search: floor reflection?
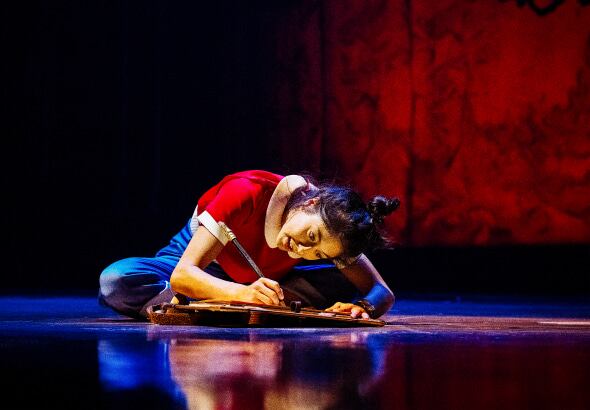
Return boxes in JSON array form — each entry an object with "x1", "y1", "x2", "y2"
[
  {"x1": 1, "y1": 297, "x2": 588, "y2": 409},
  {"x1": 98, "y1": 338, "x2": 186, "y2": 409},
  {"x1": 166, "y1": 334, "x2": 384, "y2": 410},
  {"x1": 98, "y1": 331, "x2": 387, "y2": 410},
  {"x1": 97, "y1": 329, "x2": 590, "y2": 410}
]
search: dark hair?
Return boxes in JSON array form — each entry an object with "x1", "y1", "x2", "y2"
[{"x1": 285, "y1": 181, "x2": 400, "y2": 258}]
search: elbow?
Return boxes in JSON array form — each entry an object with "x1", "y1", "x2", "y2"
[
  {"x1": 378, "y1": 286, "x2": 395, "y2": 316},
  {"x1": 366, "y1": 283, "x2": 395, "y2": 318},
  {"x1": 170, "y1": 265, "x2": 190, "y2": 296},
  {"x1": 387, "y1": 288, "x2": 395, "y2": 310}
]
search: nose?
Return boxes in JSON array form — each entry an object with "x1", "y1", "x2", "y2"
[{"x1": 296, "y1": 243, "x2": 312, "y2": 253}]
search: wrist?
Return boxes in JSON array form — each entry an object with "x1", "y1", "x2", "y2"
[
  {"x1": 353, "y1": 298, "x2": 377, "y2": 319},
  {"x1": 225, "y1": 282, "x2": 245, "y2": 300}
]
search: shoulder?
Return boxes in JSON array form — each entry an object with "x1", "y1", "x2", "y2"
[
  {"x1": 230, "y1": 170, "x2": 285, "y2": 186},
  {"x1": 263, "y1": 174, "x2": 308, "y2": 247},
  {"x1": 212, "y1": 170, "x2": 285, "y2": 196},
  {"x1": 198, "y1": 170, "x2": 287, "y2": 219},
  {"x1": 266, "y1": 174, "x2": 308, "y2": 210},
  {"x1": 278, "y1": 174, "x2": 308, "y2": 193}
]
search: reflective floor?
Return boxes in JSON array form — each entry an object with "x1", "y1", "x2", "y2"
[{"x1": 1, "y1": 295, "x2": 589, "y2": 409}]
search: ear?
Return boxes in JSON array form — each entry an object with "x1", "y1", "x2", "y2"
[{"x1": 303, "y1": 197, "x2": 319, "y2": 207}]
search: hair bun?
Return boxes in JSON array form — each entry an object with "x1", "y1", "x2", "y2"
[{"x1": 367, "y1": 196, "x2": 400, "y2": 224}]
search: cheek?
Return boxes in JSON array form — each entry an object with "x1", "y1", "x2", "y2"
[
  {"x1": 282, "y1": 214, "x2": 306, "y2": 236},
  {"x1": 287, "y1": 250, "x2": 302, "y2": 259},
  {"x1": 323, "y1": 238, "x2": 345, "y2": 258},
  {"x1": 329, "y1": 245, "x2": 344, "y2": 259}
]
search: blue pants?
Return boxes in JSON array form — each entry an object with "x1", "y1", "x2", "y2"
[{"x1": 98, "y1": 220, "x2": 359, "y2": 318}]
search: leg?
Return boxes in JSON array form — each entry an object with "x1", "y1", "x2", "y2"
[
  {"x1": 99, "y1": 257, "x2": 236, "y2": 318},
  {"x1": 99, "y1": 220, "x2": 235, "y2": 318},
  {"x1": 99, "y1": 220, "x2": 192, "y2": 318},
  {"x1": 98, "y1": 256, "x2": 178, "y2": 319},
  {"x1": 280, "y1": 261, "x2": 360, "y2": 309}
]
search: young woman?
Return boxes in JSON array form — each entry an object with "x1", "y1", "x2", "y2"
[{"x1": 99, "y1": 170, "x2": 399, "y2": 319}]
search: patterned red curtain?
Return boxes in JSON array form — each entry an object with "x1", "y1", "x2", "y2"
[{"x1": 272, "y1": 0, "x2": 590, "y2": 246}]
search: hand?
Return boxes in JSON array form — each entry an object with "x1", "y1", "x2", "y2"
[
  {"x1": 233, "y1": 278, "x2": 284, "y2": 306},
  {"x1": 325, "y1": 302, "x2": 370, "y2": 319}
]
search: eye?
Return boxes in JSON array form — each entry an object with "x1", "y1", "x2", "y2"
[
  {"x1": 315, "y1": 251, "x2": 322, "y2": 259},
  {"x1": 308, "y1": 230, "x2": 316, "y2": 242}
]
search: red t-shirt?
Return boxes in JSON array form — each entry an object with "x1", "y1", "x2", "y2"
[{"x1": 196, "y1": 170, "x2": 300, "y2": 283}]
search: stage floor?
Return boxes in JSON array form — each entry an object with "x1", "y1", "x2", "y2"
[{"x1": 1, "y1": 295, "x2": 589, "y2": 409}]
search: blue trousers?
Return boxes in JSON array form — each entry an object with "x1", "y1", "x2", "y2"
[{"x1": 98, "y1": 220, "x2": 359, "y2": 318}]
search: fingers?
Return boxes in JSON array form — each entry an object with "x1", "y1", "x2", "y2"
[
  {"x1": 325, "y1": 302, "x2": 370, "y2": 319},
  {"x1": 326, "y1": 302, "x2": 354, "y2": 312},
  {"x1": 325, "y1": 302, "x2": 345, "y2": 312},
  {"x1": 350, "y1": 306, "x2": 369, "y2": 319},
  {"x1": 259, "y1": 278, "x2": 284, "y2": 301},
  {"x1": 250, "y1": 278, "x2": 283, "y2": 305}
]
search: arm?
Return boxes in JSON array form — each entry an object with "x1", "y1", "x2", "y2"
[
  {"x1": 170, "y1": 225, "x2": 284, "y2": 305},
  {"x1": 325, "y1": 254, "x2": 395, "y2": 319}
]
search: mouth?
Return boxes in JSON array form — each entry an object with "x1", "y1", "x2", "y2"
[
  {"x1": 280, "y1": 236, "x2": 298, "y2": 254},
  {"x1": 289, "y1": 238, "x2": 297, "y2": 253},
  {"x1": 279, "y1": 235, "x2": 290, "y2": 251}
]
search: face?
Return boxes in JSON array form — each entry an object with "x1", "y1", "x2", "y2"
[{"x1": 275, "y1": 200, "x2": 344, "y2": 261}]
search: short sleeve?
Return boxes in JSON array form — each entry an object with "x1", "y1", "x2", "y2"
[{"x1": 195, "y1": 178, "x2": 261, "y2": 244}]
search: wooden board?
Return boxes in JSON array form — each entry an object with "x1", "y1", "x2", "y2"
[{"x1": 147, "y1": 301, "x2": 385, "y2": 327}]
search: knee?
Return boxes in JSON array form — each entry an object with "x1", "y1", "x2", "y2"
[{"x1": 98, "y1": 258, "x2": 140, "y2": 306}]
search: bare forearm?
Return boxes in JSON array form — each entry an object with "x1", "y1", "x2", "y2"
[
  {"x1": 170, "y1": 264, "x2": 242, "y2": 300},
  {"x1": 339, "y1": 255, "x2": 395, "y2": 318},
  {"x1": 170, "y1": 263, "x2": 284, "y2": 305}
]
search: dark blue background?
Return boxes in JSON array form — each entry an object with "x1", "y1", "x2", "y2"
[{"x1": 2, "y1": 1, "x2": 588, "y2": 296}]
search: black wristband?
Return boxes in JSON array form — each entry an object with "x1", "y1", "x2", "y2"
[{"x1": 353, "y1": 299, "x2": 377, "y2": 319}]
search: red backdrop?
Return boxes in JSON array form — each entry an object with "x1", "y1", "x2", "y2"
[{"x1": 272, "y1": 0, "x2": 590, "y2": 246}]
